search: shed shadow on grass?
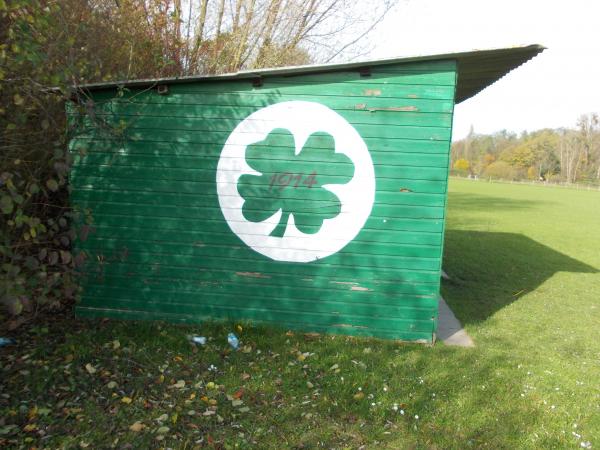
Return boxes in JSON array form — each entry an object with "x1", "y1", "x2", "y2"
[{"x1": 441, "y1": 230, "x2": 598, "y2": 324}]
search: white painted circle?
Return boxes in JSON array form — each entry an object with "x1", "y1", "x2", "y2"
[{"x1": 216, "y1": 101, "x2": 375, "y2": 262}]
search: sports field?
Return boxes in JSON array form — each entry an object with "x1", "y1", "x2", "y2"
[{"x1": 1, "y1": 178, "x2": 598, "y2": 449}]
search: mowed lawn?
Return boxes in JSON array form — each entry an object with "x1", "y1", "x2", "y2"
[{"x1": 1, "y1": 179, "x2": 599, "y2": 449}]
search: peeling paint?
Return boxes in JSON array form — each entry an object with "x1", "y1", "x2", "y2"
[
  {"x1": 235, "y1": 271, "x2": 271, "y2": 279},
  {"x1": 363, "y1": 89, "x2": 382, "y2": 96},
  {"x1": 399, "y1": 188, "x2": 413, "y2": 193},
  {"x1": 192, "y1": 241, "x2": 205, "y2": 247},
  {"x1": 332, "y1": 323, "x2": 369, "y2": 329},
  {"x1": 370, "y1": 106, "x2": 419, "y2": 112},
  {"x1": 354, "y1": 103, "x2": 419, "y2": 112},
  {"x1": 350, "y1": 286, "x2": 371, "y2": 292}
]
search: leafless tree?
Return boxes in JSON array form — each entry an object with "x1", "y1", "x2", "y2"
[
  {"x1": 575, "y1": 113, "x2": 600, "y2": 180},
  {"x1": 174, "y1": 0, "x2": 395, "y2": 75}
]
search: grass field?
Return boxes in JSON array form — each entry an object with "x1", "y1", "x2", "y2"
[{"x1": 1, "y1": 178, "x2": 599, "y2": 449}]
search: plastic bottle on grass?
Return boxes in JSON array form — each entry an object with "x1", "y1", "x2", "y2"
[
  {"x1": 227, "y1": 333, "x2": 239, "y2": 350},
  {"x1": 0, "y1": 337, "x2": 15, "y2": 347}
]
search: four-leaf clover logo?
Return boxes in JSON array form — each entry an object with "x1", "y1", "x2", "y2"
[{"x1": 238, "y1": 128, "x2": 354, "y2": 237}]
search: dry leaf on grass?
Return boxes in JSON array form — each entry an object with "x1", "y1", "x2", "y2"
[{"x1": 129, "y1": 422, "x2": 144, "y2": 432}]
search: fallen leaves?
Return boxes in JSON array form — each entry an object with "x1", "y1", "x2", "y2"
[
  {"x1": 304, "y1": 332, "x2": 320, "y2": 340},
  {"x1": 37, "y1": 407, "x2": 51, "y2": 417},
  {"x1": 353, "y1": 392, "x2": 365, "y2": 400},
  {"x1": 121, "y1": 397, "x2": 133, "y2": 404},
  {"x1": 169, "y1": 379, "x2": 185, "y2": 389},
  {"x1": 27, "y1": 406, "x2": 38, "y2": 420},
  {"x1": 0, "y1": 424, "x2": 18, "y2": 436},
  {"x1": 129, "y1": 421, "x2": 144, "y2": 432},
  {"x1": 106, "y1": 381, "x2": 118, "y2": 389},
  {"x1": 232, "y1": 388, "x2": 244, "y2": 399},
  {"x1": 296, "y1": 352, "x2": 310, "y2": 362},
  {"x1": 84, "y1": 363, "x2": 96, "y2": 374}
]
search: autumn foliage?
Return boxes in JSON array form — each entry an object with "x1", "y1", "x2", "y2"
[
  {"x1": 0, "y1": 0, "x2": 392, "y2": 320},
  {"x1": 451, "y1": 121, "x2": 600, "y2": 183}
]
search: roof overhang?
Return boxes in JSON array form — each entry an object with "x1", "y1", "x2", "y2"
[{"x1": 79, "y1": 44, "x2": 545, "y2": 104}]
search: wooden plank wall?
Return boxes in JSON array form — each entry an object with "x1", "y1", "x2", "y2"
[{"x1": 69, "y1": 59, "x2": 457, "y2": 342}]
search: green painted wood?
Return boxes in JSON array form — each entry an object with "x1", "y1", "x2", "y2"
[
  {"x1": 72, "y1": 187, "x2": 447, "y2": 209},
  {"x1": 80, "y1": 97, "x2": 453, "y2": 117},
  {"x1": 79, "y1": 222, "x2": 444, "y2": 246},
  {"x1": 81, "y1": 258, "x2": 442, "y2": 285},
  {"x1": 71, "y1": 136, "x2": 451, "y2": 155},
  {"x1": 70, "y1": 59, "x2": 457, "y2": 342},
  {"x1": 78, "y1": 294, "x2": 436, "y2": 331},
  {"x1": 75, "y1": 109, "x2": 454, "y2": 128},
  {"x1": 82, "y1": 235, "x2": 442, "y2": 261},
  {"x1": 76, "y1": 123, "x2": 452, "y2": 142},
  {"x1": 81, "y1": 277, "x2": 440, "y2": 307},
  {"x1": 70, "y1": 164, "x2": 450, "y2": 186},
  {"x1": 75, "y1": 211, "x2": 445, "y2": 234},
  {"x1": 73, "y1": 148, "x2": 450, "y2": 168},
  {"x1": 82, "y1": 270, "x2": 440, "y2": 298}
]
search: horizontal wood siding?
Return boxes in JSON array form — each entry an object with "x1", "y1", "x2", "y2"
[{"x1": 69, "y1": 60, "x2": 457, "y2": 341}]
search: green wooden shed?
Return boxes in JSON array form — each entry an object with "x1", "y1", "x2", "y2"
[{"x1": 68, "y1": 44, "x2": 544, "y2": 343}]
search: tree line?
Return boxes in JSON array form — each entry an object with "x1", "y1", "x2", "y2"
[{"x1": 451, "y1": 113, "x2": 600, "y2": 184}]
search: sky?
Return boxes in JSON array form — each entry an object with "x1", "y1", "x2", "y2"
[{"x1": 367, "y1": 0, "x2": 600, "y2": 141}]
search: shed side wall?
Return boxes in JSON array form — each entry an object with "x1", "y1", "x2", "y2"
[{"x1": 69, "y1": 59, "x2": 457, "y2": 341}]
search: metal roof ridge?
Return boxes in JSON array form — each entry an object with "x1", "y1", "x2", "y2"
[{"x1": 77, "y1": 44, "x2": 545, "y2": 92}]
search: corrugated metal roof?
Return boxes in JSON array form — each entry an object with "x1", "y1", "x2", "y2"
[{"x1": 80, "y1": 44, "x2": 545, "y2": 104}]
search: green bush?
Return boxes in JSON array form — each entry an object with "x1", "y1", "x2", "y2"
[{"x1": 1, "y1": 2, "x2": 79, "y2": 318}]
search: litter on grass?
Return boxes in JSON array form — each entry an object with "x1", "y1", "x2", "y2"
[
  {"x1": 227, "y1": 333, "x2": 239, "y2": 350},
  {"x1": 0, "y1": 337, "x2": 15, "y2": 347},
  {"x1": 190, "y1": 336, "x2": 207, "y2": 345}
]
